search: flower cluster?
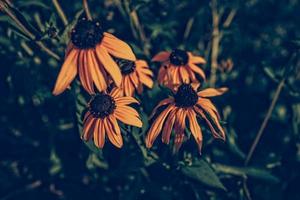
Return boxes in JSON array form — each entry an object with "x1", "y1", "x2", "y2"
[{"x1": 53, "y1": 17, "x2": 227, "y2": 152}]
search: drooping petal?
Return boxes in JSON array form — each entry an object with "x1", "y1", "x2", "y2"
[
  {"x1": 110, "y1": 87, "x2": 122, "y2": 98},
  {"x1": 104, "y1": 117, "x2": 123, "y2": 148},
  {"x1": 52, "y1": 49, "x2": 79, "y2": 95},
  {"x1": 161, "y1": 108, "x2": 177, "y2": 144},
  {"x1": 88, "y1": 51, "x2": 107, "y2": 92},
  {"x1": 188, "y1": 63, "x2": 206, "y2": 80},
  {"x1": 82, "y1": 115, "x2": 96, "y2": 141},
  {"x1": 78, "y1": 51, "x2": 94, "y2": 94},
  {"x1": 138, "y1": 71, "x2": 154, "y2": 88},
  {"x1": 115, "y1": 96, "x2": 139, "y2": 105},
  {"x1": 197, "y1": 87, "x2": 228, "y2": 97},
  {"x1": 149, "y1": 98, "x2": 174, "y2": 119},
  {"x1": 101, "y1": 32, "x2": 136, "y2": 61},
  {"x1": 188, "y1": 53, "x2": 206, "y2": 64},
  {"x1": 97, "y1": 119, "x2": 106, "y2": 148},
  {"x1": 187, "y1": 109, "x2": 203, "y2": 152},
  {"x1": 179, "y1": 67, "x2": 190, "y2": 83},
  {"x1": 93, "y1": 120, "x2": 102, "y2": 148},
  {"x1": 152, "y1": 51, "x2": 171, "y2": 62},
  {"x1": 194, "y1": 106, "x2": 225, "y2": 140},
  {"x1": 145, "y1": 104, "x2": 174, "y2": 148},
  {"x1": 197, "y1": 98, "x2": 220, "y2": 118},
  {"x1": 114, "y1": 108, "x2": 143, "y2": 127},
  {"x1": 95, "y1": 45, "x2": 122, "y2": 86}
]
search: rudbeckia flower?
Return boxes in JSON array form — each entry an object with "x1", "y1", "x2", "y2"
[
  {"x1": 145, "y1": 83, "x2": 227, "y2": 152},
  {"x1": 52, "y1": 17, "x2": 136, "y2": 95},
  {"x1": 152, "y1": 49, "x2": 206, "y2": 87},
  {"x1": 82, "y1": 88, "x2": 142, "y2": 148},
  {"x1": 116, "y1": 59, "x2": 154, "y2": 96}
]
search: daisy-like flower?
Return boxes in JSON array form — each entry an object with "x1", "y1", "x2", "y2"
[
  {"x1": 82, "y1": 88, "x2": 142, "y2": 148},
  {"x1": 52, "y1": 17, "x2": 136, "y2": 95},
  {"x1": 145, "y1": 83, "x2": 227, "y2": 152},
  {"x1": 116, "y1": 59, "x2": 154, "y2": 96},
  {"x1": 152, "y1": 49, "x2": 206, "y2": 87}
]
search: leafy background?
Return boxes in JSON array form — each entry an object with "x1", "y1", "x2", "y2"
[{"x1": 1, "y1": 0, "x2": 300, "y2": 199}]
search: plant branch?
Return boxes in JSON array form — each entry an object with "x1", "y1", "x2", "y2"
[
  {"x1": 83, "y1": 0, "x2": 92, "y2": 20},
  {"x1": 209, "y1": 0, "x2": 220, "y2": 87},
  {"x1": 52, "y1": 0, "x2": 68, "y2": 26},
  {"x1": 244, "y1": 77, "x2": 285, "y2": 165},
  {"x1": 1, "y1": 0, "x2": 60, "y2": 60}
]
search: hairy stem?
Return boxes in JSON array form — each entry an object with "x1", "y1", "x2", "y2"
[
  {"x1": 83, "y1": 0, "x2": 92, "y2": 20},
  {"x1": 52, "y1": 0, "x2": 68, "y2": 26},
  {"x1": 244, "y1": 78, "x2": 285, "y2": 165}
]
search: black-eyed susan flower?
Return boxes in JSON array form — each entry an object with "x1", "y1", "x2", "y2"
[
  {"x1": 152, "y1": 49, "x2": 206, "y2": 87},
  {"x1": 145, "y1": 83, "x2": 227, "y2": 152},
  {"x1": 82, "y1": 88, "x2": 142, "y2": 148},
  {"x1": 52, "y1": 17, "x2": 136, "y2": 95},
  {"x1": 116, "y1": 59, "x2": 154, "y2": 96}
]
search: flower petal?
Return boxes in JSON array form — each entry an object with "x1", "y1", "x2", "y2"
[
  {"x1": 87, "y1": 51, "x2": 107, "y2": 92},
  {"x1": 52, "y1": 49, "x2": 79, "y2": 95},
  {"x1": 152, "y1": 51, "x2": 170, "y2": 62},
  {"x1": 115, "y1": 107, "x2": 142, "y2": 127},
  {"x1": 188, "y1": 63, "x2": 206, "y2": 80},
  {"x1": 145, "y1": 104, "x2": 174, "y2": 148},
  {"x1": 95, "y1": 45, "x2": 122, "y2": 86},
  {"x1": 188, "y1": 53, "x2": 206, "y2": 64},
  {"x1": 104, "y1": 117, "x2": 123, "y2": 148},
  {"x1": 187, "y1": 109, "x2": 203, "y2": 152},
  {"x1": 115, "y1": 96, "x2": 139, "y2": 105},
  {"x1": 162, "y1": 108, "x2": 177, "y2": 144},
  {"x1": 198, "y1": 87, "x2": 228, "y2": 97},
  {"x1": 101, "y1": 32, "x2": 136, "y2": 61}
]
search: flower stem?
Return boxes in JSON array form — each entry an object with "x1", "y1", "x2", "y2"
[
  {"x1": 83, "y1": 0, "x2": 92, "y2": 20},
  {"x1": 52, "y1": 0, "x2": 68, "y2": 26}
]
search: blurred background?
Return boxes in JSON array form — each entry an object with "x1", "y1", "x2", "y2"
[{"x1": 0, "y1": 0, "x2": 300, "y2": 199}]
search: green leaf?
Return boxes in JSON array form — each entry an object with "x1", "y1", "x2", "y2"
[
  {"x1": 214, "y1": 164, "x2": 280, "y2": 183},
  {"x1": 181, "y1": 159, "x2": 226, "y2": 191}
]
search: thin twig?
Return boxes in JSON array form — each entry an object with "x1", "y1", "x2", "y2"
[
  {"x1": 1, "y1": 0, "x2": 60, "y2": 60},
  {"x1": 209, "y1": 0, "x2": 220, "y2": 87},
  {"x1": 243, "y1": 178, "x2": 252, "y2": 200},
  {"x1": 244, "y1": 78, "x2": 285, "y2": 165},
  {"x1": 52, "y1": 0, "x2": 68, "y2": 26},
  {"x1": 83, "y1": 0, "x2": 92, "y2": 20}
]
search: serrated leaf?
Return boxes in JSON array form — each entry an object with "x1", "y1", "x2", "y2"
[
  {"x1": 181, "y1": 159, "x2": 226, "y2": 191},
  {"x1": 214, "y1": 164, "x2": 280, "y2": 183}
]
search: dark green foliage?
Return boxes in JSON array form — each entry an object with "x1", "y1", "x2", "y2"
[{"x1": 0, "y1": 0, "x2": 300, "y2": 200}]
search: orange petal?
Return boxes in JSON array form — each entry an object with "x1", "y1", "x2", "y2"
[
  {"x1": 197, "y1": 98, "x2": 220, "y2": 118},
  {"x1": 179, "y1": 67, "x2": 190, "y2": 83},
  {"x1": 187, "y1": 109, "x2": 203, "y2": 152},
  {"x1": 135, "y1": 60, "x2": 148, "y2": 67},
  {"x1": 78, "y1": 51, "x2": 94, "y2": 94},
  {"x1": 115, "y1": 96, "x2": 139, "y2": 105},
  {"x1": 117, "y1": 105, "x2": 140, "y2": 117},
  {"x1": 188, "y1": 63, "x2": 206, "y2": 80},
  {"x1": 104, "y1": 117, "x2": 123, "y2": 148},
  {"x1": 114, "y1": 109, "x2": 143, "y2": 127},
  {"x1": 152, "y1": 51, "x2": 170, "y2": 62},
  {"x1": 97, "y1": 119, "x2": 106, "y2": 148},
  {"x1": 162, "y1": 108, "x2": 177, "y2": 144},
  {"x1": 145, "y1": 105, "x2": 174, "y2": 148},
  {"x1": 52, "y1": 49, "x2": 79, "y2": 95},
  {"x1": 82, "y1": 116, "x2": 96, "y2": 141},
  {"x1": 194, "y1": 106, "x2": 225, "y2": 140},
  {"x1": 197, "y1": 87, "x2": 228, "y2": 97},
  {"x1": 93, "y1": 120, "x2": 101, "y2": 148},
  {"x1": 188, "y1": 53, "x2": 206, "y2": 64},
  {"x1": 149, "y1": 98, "x2": 174, "y2": 119},
  {"x1": 138, "y1": 72, "x2": 154, "y2": 88},
  {"x1": 110, "y1": 87, "x2": 122, "y2": 98},
  {"x1": 101, "y1": 32, "x2": 136, "y2": 61},
  {"x1": 88, "y1": 51, "x2": 107, "y2": 92},
  {"x1": 95, "y1": 45, "x2": 122, "y2": 86}
]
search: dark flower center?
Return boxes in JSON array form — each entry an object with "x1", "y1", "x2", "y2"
[
  {"x1": 71, "y1": 18, "x2": 103, "y2": 49},
  {"x1": 169, "y1": 49, "x2": 189, "y2": 66},
  {"x1": 174, "y1": 84, "x2": 198, "y2": 108},
  {"x1": 89, "y1": 93, "x2": 116, "y2": 118},
  {"x1": 118, "y1": 60, "x2": 136, "y2": 75}
]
